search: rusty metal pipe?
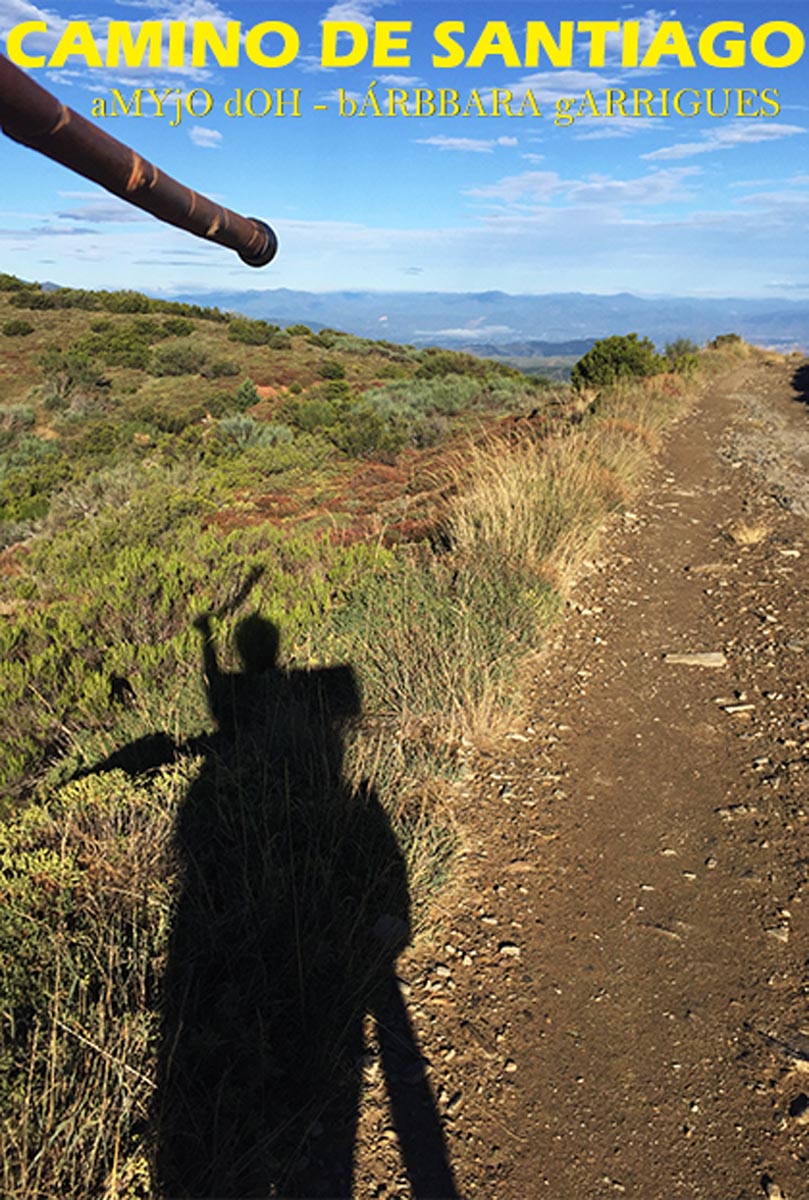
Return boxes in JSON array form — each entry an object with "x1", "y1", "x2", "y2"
[{"x1": 0, "y1": 54, "x2": 277, "y2": 267}]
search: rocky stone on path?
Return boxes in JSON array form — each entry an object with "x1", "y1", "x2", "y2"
[{"x1": 663, "y1": 651, "x2": 728, "y2": 667}]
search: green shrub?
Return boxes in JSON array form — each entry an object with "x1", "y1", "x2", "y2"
[
  {"x1": 162, "y1": 317, "x2": 195, "y2": 337},
  {"x1": 104, "y1": 289, "x2": 151, "y2": 314},
  {"x1": 0, "y1": 406, "x2": 36, "y2": 447},
  {"x1": 306, "y1": 330, "x2": 338, "y2": 349},
  {"x1": 710, "y1": 332, "x2": 743, "y2": 349},
  {"x1": 571, "y1": 333, "x2": 664, "y2": 390},
  {"x1": 37, "y1": 347, "x2": 107, "y2": 408},
  {"x1": 415, "y1": 349, "x2": 487, "y2": 380},
  {"x1": 0, "y1": 273, "x2": 36, "y2": 292},
  {"x1": 202, "y1": 358, "x2": 239, "y2": 380},
  {"x1": 216, "y1": 414, "x2": 293, "y2": 451},
  {"x1": 231, "y1": 378, "x2": 261, "y2": 411},
  {"x1": 75, "y1": 321, "x2": 156, "y2": 369},
  {"x1": 665, "y1": 337, "x2": 700, "y2": 363},
  {"x1": 2, "y1": 318, "x2": 34, "y2": 337},
  {"x1": 286, "y1": 323, "x2": 311, "y2": 336},
  {"x1": 319, "y1": 359, "x2": 346, "y2": 380},
  {"x1": 227, "y1": 317, "x2": 277, "y2": 345},
  {"x1": 150, "y1": 343, "x2": 209, "y2": 377}
]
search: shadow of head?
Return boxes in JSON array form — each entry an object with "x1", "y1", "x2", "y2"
[{"x1": 235, "y1": 614, "x2": 280, "y2": 675}]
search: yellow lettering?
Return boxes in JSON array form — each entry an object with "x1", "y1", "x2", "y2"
[
  {"x1": 6, "y1": 21, "x2": 47, "y2": 67},
  {"x1": 750, "y1": 21, "x2": 804, "y2": 68},
  {"x1": 49, "y1": 22, "x2": 103, "y2": 69},
  {"x1": 466, "y1": 22, "x2": 521, "y2": 68},
  {"x1": 524, "y1": 21, "x2": 573, "y2": 68},
  {"x1": 577, "y1": 21, "x2": 621, "y2": 68},
  {"x1": 106, "y1": 21, "x2": 162, "y2": 68},
  {"x1": 432, "y1": 21, "x2": 466, "y2": 68},
  {"x1": 191, "y1": 20, "x2": 240, "y2": 67},
  {"x1": 699, "y1": 22, "x2": 745, "y2": 68},
  {"x1": 373, "y1": 21, "x2": 411, "y2": 68},
  {"x1": 321, "y1": 20, "x2": 368, "y2": 67},
  {"x1": 642, "y1": 21, "x2": 696, "y2": 68}
]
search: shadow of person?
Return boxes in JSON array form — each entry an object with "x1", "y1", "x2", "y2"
[
  {"x1": 791, "y1": 359, "x2": 809, "y2": 406},
  {"x1": 150, "y1": 612, "x2": 458, "y2": 1199}
]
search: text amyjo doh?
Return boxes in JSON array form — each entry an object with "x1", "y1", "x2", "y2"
[{"x1": 90, "y1": 85, "x2": 782, "y2": 127}]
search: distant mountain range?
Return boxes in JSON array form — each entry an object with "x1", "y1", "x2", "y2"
[{"x1": 170, "y1": 288, "x2": 809, "y2": 354}]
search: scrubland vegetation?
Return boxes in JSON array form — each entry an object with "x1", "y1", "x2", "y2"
[{"x1": 0, "y1": 274, "x2": 753, "y2": 1196}]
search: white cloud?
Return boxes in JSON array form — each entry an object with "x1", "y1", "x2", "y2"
[
  {"x1": 376, "y1": 73, "x2": 421, "y2": 85},
  {"x1": 644, "y1": 122, "x2": 806, "y2": 160},
  {"x1": 464, "y1": 165, "x2": 700, "y2": 210},
  {"x1": 574, "y1": 116, "x2": 659, "y2": 140},
  {"x1": 190, "y1": 125, "x2": 223, "y2": 148},
  {"x1": 415, "y1": 135, "x2": 518, "y2": 153},
  {"x1": 414, "y1": 324, "x2": 515, "y2": 340},
  {"x1": 320, "y1": 0, "x2": 392, "y2": 32},
  {"x1": 56, "y1": 199, "x2": 147, "y2": 223}
]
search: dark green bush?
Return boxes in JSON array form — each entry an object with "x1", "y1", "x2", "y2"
[
  {"x1": 202, "y1": 358, "x2": 239, "y2": 380},
  {"x1": 0, "y1": 406, "x2": 36, "y2": 451},
  {"x1": 286, "y1": 324, "x2": 311, "y2": 336},
  {"x1": 0, "y1": 273, "x2": 36, "y2": 292},
  {"x1": 227, "y1": 317, "x2": 278, "y2": 345},
  {"x1": 415, "y1": 349, "x2": 493, "y2": 380},
  {"x1": 150, "y1": 343, "x2": 209, "y2": 377},
  {"x1": 571, "y1": 334, "x2": 664, "y2": 390},
  {"x1": 710, "y1": 333, "x2": 743, "y2": 349},
  {"x1": 665, "y1": 338, "x2": 700, "y2": 363},
  {"x1": 231, "y1": 379, "x2": 261, "y2": 412},
  {"x1": 2, "y1": 318, "x2": 34, "y2": 337},
  {"x1": 162, "y1": 317, "x2": 195, "y2": 337},
  {"x1": 37, "y1": 347, "x2": 107, "y2": 408},
  {"x1": 319, "y1": 359, "x2": 346, "y2": 380}
]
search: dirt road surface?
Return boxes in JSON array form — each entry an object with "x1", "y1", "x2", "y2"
[{"x1": 355, "y1": 356, "x2": 808, "y2": 1200}]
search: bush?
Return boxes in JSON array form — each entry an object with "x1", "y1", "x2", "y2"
[
  {"x1": 162, "y1": 317, "x2": 195, "y2": 337},
  {"x1": 2, "y1": 318, "x2": 34, "y2": 337},
  {"x1": 286, "y1": 324, "x2": 311, "y2": 336},
  {"x1": 665, "y1": 338, "x2": 700, "y2": 363},
  {"x1": 150, "y1": 344, "x2": 209, "y2": 377},
  {"x1": 0, "y1": 273, "x2": 36, "y2": 292},
  {"x1": 227, "y1": 317, "x2": 278, "y2": 345},
  {"x1": 202, "y1": 358, "x2": 239, "y2": 380},
  {"x1": 231, "y1": 378, "x2": 261, "y2": 412},
  {"x1": 319, "y1": 359, "x2": 346, "y2": 380},
  {"x1": 710, "y1": 333, "x2": 743, "y2": 349},
  {"x1": 0, "y1": 405, "x2": 36, "y2": 448},
  {"x1": 571, "y1": 334, "x2": 664, "y2": 391},
  {"x1": 37, "y1": 347, "x2": 107, "y2": 408},
  {"x1": 76, "y1": 322, "x2": 156, "y2": 369}
]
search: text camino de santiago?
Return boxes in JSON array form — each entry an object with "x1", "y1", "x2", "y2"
[{"x1": 4, "y1": 17, "x2": 804, "y2": 127}]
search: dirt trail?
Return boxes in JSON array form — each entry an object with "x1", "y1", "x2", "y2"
[
  {"x1": 356, "y1": 356, "x2": 808, "y2": 1200},
  {"x1": 486, "y1": 357, "x2": 809, "y2": 1200}
]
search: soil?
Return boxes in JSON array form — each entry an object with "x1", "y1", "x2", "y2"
[{"x1": 354, "y1": 355, "x2": 809, "y2": 1200}]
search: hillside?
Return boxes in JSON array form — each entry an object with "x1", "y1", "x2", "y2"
[{"x1": 2, "y1": 277, "x2": 795, "y2": 1198}]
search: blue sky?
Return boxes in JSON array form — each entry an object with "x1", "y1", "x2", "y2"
[{"x1": 0, "y1": 0, "x2": 807, "y2": 298}]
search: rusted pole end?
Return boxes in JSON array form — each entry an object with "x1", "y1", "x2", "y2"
[{"x1": 239, "y1": 220, "x2": 279, "y2": 268}]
